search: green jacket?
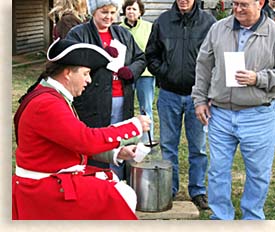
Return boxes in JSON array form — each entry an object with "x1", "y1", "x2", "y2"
[{"x1": 121, "y1": 18, "x2": 153, "y2": 77}]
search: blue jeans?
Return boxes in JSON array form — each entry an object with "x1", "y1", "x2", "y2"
[
  {"x1": 110, "y1": 97, "x2": 126, "y2": 179},
  {"x1": 135, "y1": 76, "x2": 155, "y2": 143},
  {"x1": 110, "y1": 97, "x2": 124, "y2": 125},
  {"x1": 208, "y1": 102, "x2": 275, "y2": 219},
  {"x1": 157, "y1": 88, "x2": 207, "y2": 198}
]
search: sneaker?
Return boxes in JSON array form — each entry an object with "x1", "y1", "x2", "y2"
[{"x1": 191, "y1": 194, "x2": 209, "y2": 210}]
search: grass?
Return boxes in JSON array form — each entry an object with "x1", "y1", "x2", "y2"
[
  {"x1": 12, "y1": 64, "x2": 44, "y2": 173},
  {"x1": 12, "y1": 62, "x2": 275, "y2": 220}
]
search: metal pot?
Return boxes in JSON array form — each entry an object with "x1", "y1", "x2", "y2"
[{"x1": 130, "y1": 160, "x2": 173, "y2": 212}]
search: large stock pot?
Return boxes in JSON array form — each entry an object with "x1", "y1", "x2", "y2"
[{"x1": 129, "y1": 160, "x2": 173, "y2": 212}]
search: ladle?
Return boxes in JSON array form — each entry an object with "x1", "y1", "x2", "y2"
[{"x1": 141, "y1": 108, "x2": 159, "y2": 148}]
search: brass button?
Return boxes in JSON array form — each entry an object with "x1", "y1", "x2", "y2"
[{"x1": 59, "y1": 188, "x2": 64, "y2": 193}]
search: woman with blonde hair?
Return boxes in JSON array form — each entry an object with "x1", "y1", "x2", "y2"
[{"x1": 48, "y1": 0, "x2": 88, "y2": 39}]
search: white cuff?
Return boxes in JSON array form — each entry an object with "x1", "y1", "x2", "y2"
[
  {"x1": 113, "y1": 148, "x2": 124, "y2": 166},
  {"x1": 130, "y1": 117, "x2": 142, "y2": 138},
  {"x1": 112, "y1": 117, "x2": 142, "y2": 138}
]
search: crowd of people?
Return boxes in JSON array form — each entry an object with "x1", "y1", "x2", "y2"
[{"x1": 12, "y1": 0, "x2": 275, "y2": 220}]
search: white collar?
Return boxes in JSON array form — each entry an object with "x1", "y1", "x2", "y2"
[{"x1": 46, "y1": 77, "x2": 74, "y2": 103}]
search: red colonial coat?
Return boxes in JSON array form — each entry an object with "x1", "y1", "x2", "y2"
[{"x1": 12, "y1": 85, "x2": 139, "y2": 220}]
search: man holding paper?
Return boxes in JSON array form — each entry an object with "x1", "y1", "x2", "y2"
[
  {"x1": 192, "y1": 0, "x2": 275, "y2": 220},
  {"x1": 66, "y1": 0, "x2": 146, "y2": 175}
]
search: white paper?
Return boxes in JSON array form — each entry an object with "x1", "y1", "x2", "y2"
[
  {"x1": 224, "y1": 52, "x2": 246, "y2": 87},
  {"x1": 133, "y1": 143, "x2": 151, "y2": 163},
  {"x1": 106, "y1": 39, "x2": 127, "y2": 72}
]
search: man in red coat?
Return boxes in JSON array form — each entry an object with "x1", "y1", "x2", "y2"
[{"x1": 12, "y1": 38, "x2": 151, "y2": 220}]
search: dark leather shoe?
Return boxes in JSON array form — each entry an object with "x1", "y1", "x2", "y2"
[{"x1": 191, "y1": 194, "x2": 209, "y2": 210}]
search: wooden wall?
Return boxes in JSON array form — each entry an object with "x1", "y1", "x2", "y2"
[
  {"x1": 12, "y1": 0, "x2": 52, "y2": 55},
  {"x1": 130, "y1": 0, "x2": 215, "y2": 23},
  {"x1": 141, "y1": 0, "x2": 174, "y2": 22}
]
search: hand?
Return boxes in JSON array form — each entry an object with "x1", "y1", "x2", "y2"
[
  {"x1": 136, "y1": 115, "x2": 151, "y2": 132},
  {"x1": 117, "y1": 145, "x2": 137, "y2": 160},
  {"x1": 117, "y1": 66, "x2": 133, "y2": 80},
  {"x1": 235, "y1": 70, "x2": 257, "y2": 86},
  {"x1": 195, "y1": 104, "x2": 211, "y2": 125},
  {"x1": 105, "y1": 46, "x2": 118, "y2": 58}
]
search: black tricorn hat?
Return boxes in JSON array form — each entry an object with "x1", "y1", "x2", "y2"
[{"x1": 47, "y1": 38, "x2": 113, "y2": 70}]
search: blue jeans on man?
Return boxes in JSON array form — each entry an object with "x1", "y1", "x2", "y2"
[
  {"x1": 208, "y1": 102, "x2": 275, "y2": 219},
  {"x1": 157, "y1": 88, "x2": 208, "y2": 199}
]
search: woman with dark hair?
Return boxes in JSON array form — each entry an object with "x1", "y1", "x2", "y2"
[
  {"x1": 113, "y1": 0, "x2": 156, "y2": 180},
  {"x1": 120, "y1": 0, "x2": 155, "y2": 145}
]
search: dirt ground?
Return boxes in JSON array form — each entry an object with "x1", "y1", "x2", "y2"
[{"x1": 12, "y1": 51, "x2": 47, "y2": 68}]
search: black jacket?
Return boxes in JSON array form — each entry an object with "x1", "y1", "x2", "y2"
[
  {"x1": 263, "y1": 5, "x2": 275, "y2": 20},
  {"x1": 145, "y1": 2, "x2": 216, "y2": 95},
  {"x1": 66, "y1": 19, "x2": 146, "y2": 127}
]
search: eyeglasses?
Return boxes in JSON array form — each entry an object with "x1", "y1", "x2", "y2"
[{"x1": 232, "y1": 0, "x2": 258, "y2": 9}]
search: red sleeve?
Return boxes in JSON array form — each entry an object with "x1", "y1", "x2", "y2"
[{"x1": 24, "y1": 94, "x2": 140, "y2": 155}]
